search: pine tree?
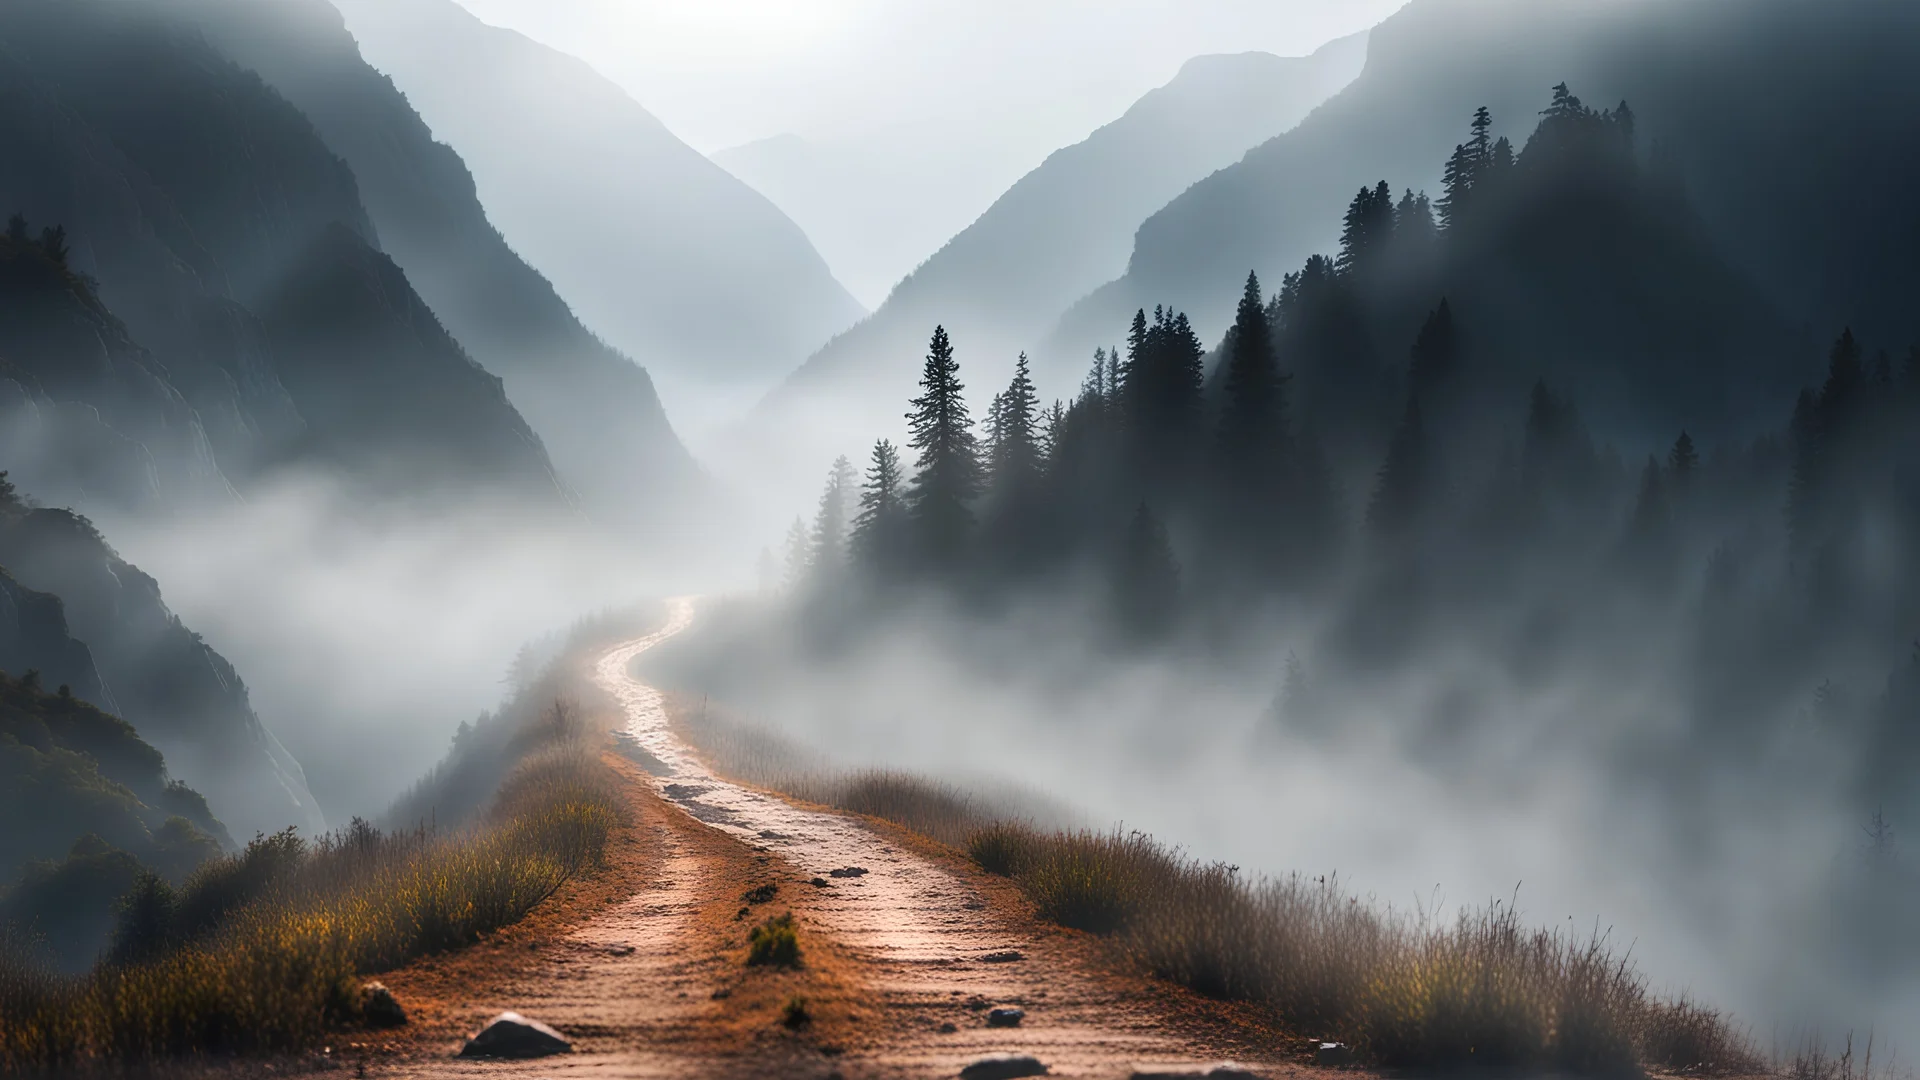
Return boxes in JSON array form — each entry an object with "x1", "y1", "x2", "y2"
[
  {"x1": 1367, "y1": 396, "x2": 1429, "y2": 539},
  {"x1": 1469, "y1": 106, "x2": 1494, "y2": 170},
  {"x1": 988, "y1": 353, "x2": 1041, "y2": 497},
  {"x1": 1394, "y1": 188, "x2": 1437, "y2": 255},
  {"x1": 903, "y1": 326, "x2": 981, "y2": 570},
  {"x1": 809, "y1": 456, "x2": 857, "y2": 579},
  {"x1": 852, "y1": 439, "x2": 907, "y2": 576},
  {"x1": 1111, "y1": 503, "x2": 1180, "y2": 643},
  {"x1": 1667, "y1": 431, "x2": 1699, "y2": 493},
  {"x1": 1438, "y1": 143, "x2": 1473, "y2": 232},
  {"x1": 782, "y1": 517, "x2": 810, "y2": 592},
  {"x1": 1216, "y1": 272, "x2": 1287, "y2": 506},
  {"x1": 1336, "y1": 182, "x2": 1395, "y2": 277},
  {"x1": 5, "y1": 214, "x2": 26, "y2": 244},
  {"x1": 0, "y1": 471, "x2": 18, "y2": 512}
]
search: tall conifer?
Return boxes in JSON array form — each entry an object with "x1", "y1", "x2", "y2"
[{"x1": 904, "y1": 326, "x2": 981, "y2": 569}]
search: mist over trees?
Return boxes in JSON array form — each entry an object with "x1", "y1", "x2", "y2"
[{"x1": 770, "y1": 86, "x2": 1920, "y2": 854}]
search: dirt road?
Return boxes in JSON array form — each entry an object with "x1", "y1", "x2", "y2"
[{"x1": 376, "y1": 598, "x2": 1298, "y2": 1078}]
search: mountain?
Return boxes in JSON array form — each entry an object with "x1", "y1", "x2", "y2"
[
  {"x1": 168, "y1": 0, "x2": 704, "y2": 517},
  {"x1": 256, "y1": 224, "x2": 562, "y2": 492},
  {"x1": 0, "y1": 0, "x2": 567, "y2": 505},
  {"x1": 0, "y1": 497, "x2": 325, "y2": 842},
  {"x1": 1047, "y1": 0, "x2": 1920, "y2": 437},
  {"x1": 0, "y1": 661, "x2": 229, "y2": 972},
  {"x1": 750, "y1": 35, "x2": 1368, "y2": 485},
  {"x1": 334, "y1": 0, "x2": 866, "y2": 438}
]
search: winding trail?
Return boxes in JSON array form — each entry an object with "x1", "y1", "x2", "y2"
[
  {"x1": 378, "y1": 599, "x2": 1294, "y2": 1078},
  {"x1": 593, "y1": 598, "x2": 1285, "y2": 1078}
]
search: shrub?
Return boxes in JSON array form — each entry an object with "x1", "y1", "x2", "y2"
[
  {"x1": 747, "y1": 913, "x2": 801, "y2": 968},
  {"x1": 781, "y1": 993, "x2": 811, "y2": 1028},
  {"x1": 967, "y1": 822, "x2": 1038, "y2": 876}
]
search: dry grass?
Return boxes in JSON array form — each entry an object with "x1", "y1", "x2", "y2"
[
  {"x1": 966, "y1": 822, "x2": 1763, "y2": 1074},
  {"x1": 671, "y1": 701, "x2": 1765, "y2": 1076},
  {"x1": 0, "y1": 715, "x2": 626, "y2": 1074}
]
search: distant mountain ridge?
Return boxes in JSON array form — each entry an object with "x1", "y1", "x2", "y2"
[
  {"x1": 335, "y1": 0, "x2": 866, "y2": 438},
  {"x1": 1046, "y1": 0, "x2": 1920, "y2": 434}
]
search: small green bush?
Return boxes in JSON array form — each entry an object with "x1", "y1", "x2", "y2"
[{"x1": 746, "y1": 912, "x2": 801, "y2": 968}]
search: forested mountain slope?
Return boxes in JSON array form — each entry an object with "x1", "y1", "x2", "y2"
[{"x1": 1047, "y1": 0, "x2": 1920, "y2": 427}]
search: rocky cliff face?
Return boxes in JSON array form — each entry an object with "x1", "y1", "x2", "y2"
[{"x1": 0, "y1": 506, "x2": 324, "y2": 840}]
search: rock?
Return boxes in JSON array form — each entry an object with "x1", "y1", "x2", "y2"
[
  {"x1": 360, "y1": 982, "x2": 406, "y2": 1029},
  {"x1": 457, "y1": 1011, "x2": 572, "y2": 1059},
  {"x1": 979, "y1": 949, "x2": 1025, "y2": 963},
  {"x1": 827, "y1": 866, "x2": 868, "y2": 878},
  {"x1": 1314, "y1": 1043, "x2": 1354, "y2": 1067},
  {"x1": 960, "y1": 1053, "x2": 1049, "y2": 1079},
  {"x1": 938, "y1": 1021, "x2": 959, "y2": 1034},
  {"x1": 1129, "y1": 1065, "x2": 1263, "y2": 1080},
  {"x1": 606, "y1": 943, "x2": 636, "y2": 956},
  {"x1": 986, "y1": 1007, "x2": 1025, "y2": 1028},
  {"x1": 810, "y1": 877, "x2": 831, "y2": 888}
]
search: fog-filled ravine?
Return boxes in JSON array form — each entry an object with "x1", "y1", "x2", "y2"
[{"x1": 2, "y1": 0, "x2": 1919, "y2": 1068}]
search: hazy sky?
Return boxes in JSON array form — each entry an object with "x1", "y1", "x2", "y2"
[
  {"x1": 452, "y1": 0, "x2": 1408, "y2": 154},
  {"x1": 449, "y1": 1, "x2": 1409, "y2": 305}
]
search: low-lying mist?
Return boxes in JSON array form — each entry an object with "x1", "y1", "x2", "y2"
[
  {"x1": 650, "y1": 588, "x2": 1916, "y2": 1052},
  {"x1": 89, "y1": 472, "x2": 732, "y2": 822}
]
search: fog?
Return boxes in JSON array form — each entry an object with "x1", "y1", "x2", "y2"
[
  {"x1": 87, "y1": 476, "x2": 733, "y2": 820},
  {"x1": 8, "y1": 0, "x2": 1919, "y2": 1060},
  {"x1": 651, "y1": 569, "x2": 1914, "y2": 1050}
]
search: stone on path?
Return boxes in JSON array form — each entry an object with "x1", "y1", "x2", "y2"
[
  {"x1": 1315, "y1": 1042, "x2": 1355, "y2": 1066},
  {"x1": 960, "y1": 1052, "x2": 1050, "y2": 1079},
  {"x1": 986, "y1": 1006, "x2": 1025, "y2": 1028},
  {"x1": 458, "y1": 1011, "x2": 572, "y2": 1059},
  {"x1": 360, "y1": 982, "x2": 406, "y2": 1029}
]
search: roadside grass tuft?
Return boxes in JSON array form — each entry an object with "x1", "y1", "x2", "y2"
[{"x1": 747, "y1": 912, "x2": 801, "y2": 968}]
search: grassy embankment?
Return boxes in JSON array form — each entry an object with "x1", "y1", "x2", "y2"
[
  {"x1": 0, "y1": 610, "x2": 657, "y2": 1074},
  {"x1": 675, "y1": 700, "x2": 1769, "y2": 1076}
]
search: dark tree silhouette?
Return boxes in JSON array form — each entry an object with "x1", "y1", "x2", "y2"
[
  {"x1": 903, "y1": 326, "x2": 981, "y2": 570},
  {"x1": 809, "y1": 456, "x2": 857, "y2": 580},
  {"x1": 1336, "y1": 181, "x2": 1396, "y2": 278},
  {"x1": 1214, "y1": 273, "x2": 1289, "y2": 564},
  {"x1": 852, "y1": 439, "x2": 908, "y2": 577}
]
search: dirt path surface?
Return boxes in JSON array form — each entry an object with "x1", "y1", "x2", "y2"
[{"x1": 376, "y1": 598, "x2": 1302, "y2": 1079}]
